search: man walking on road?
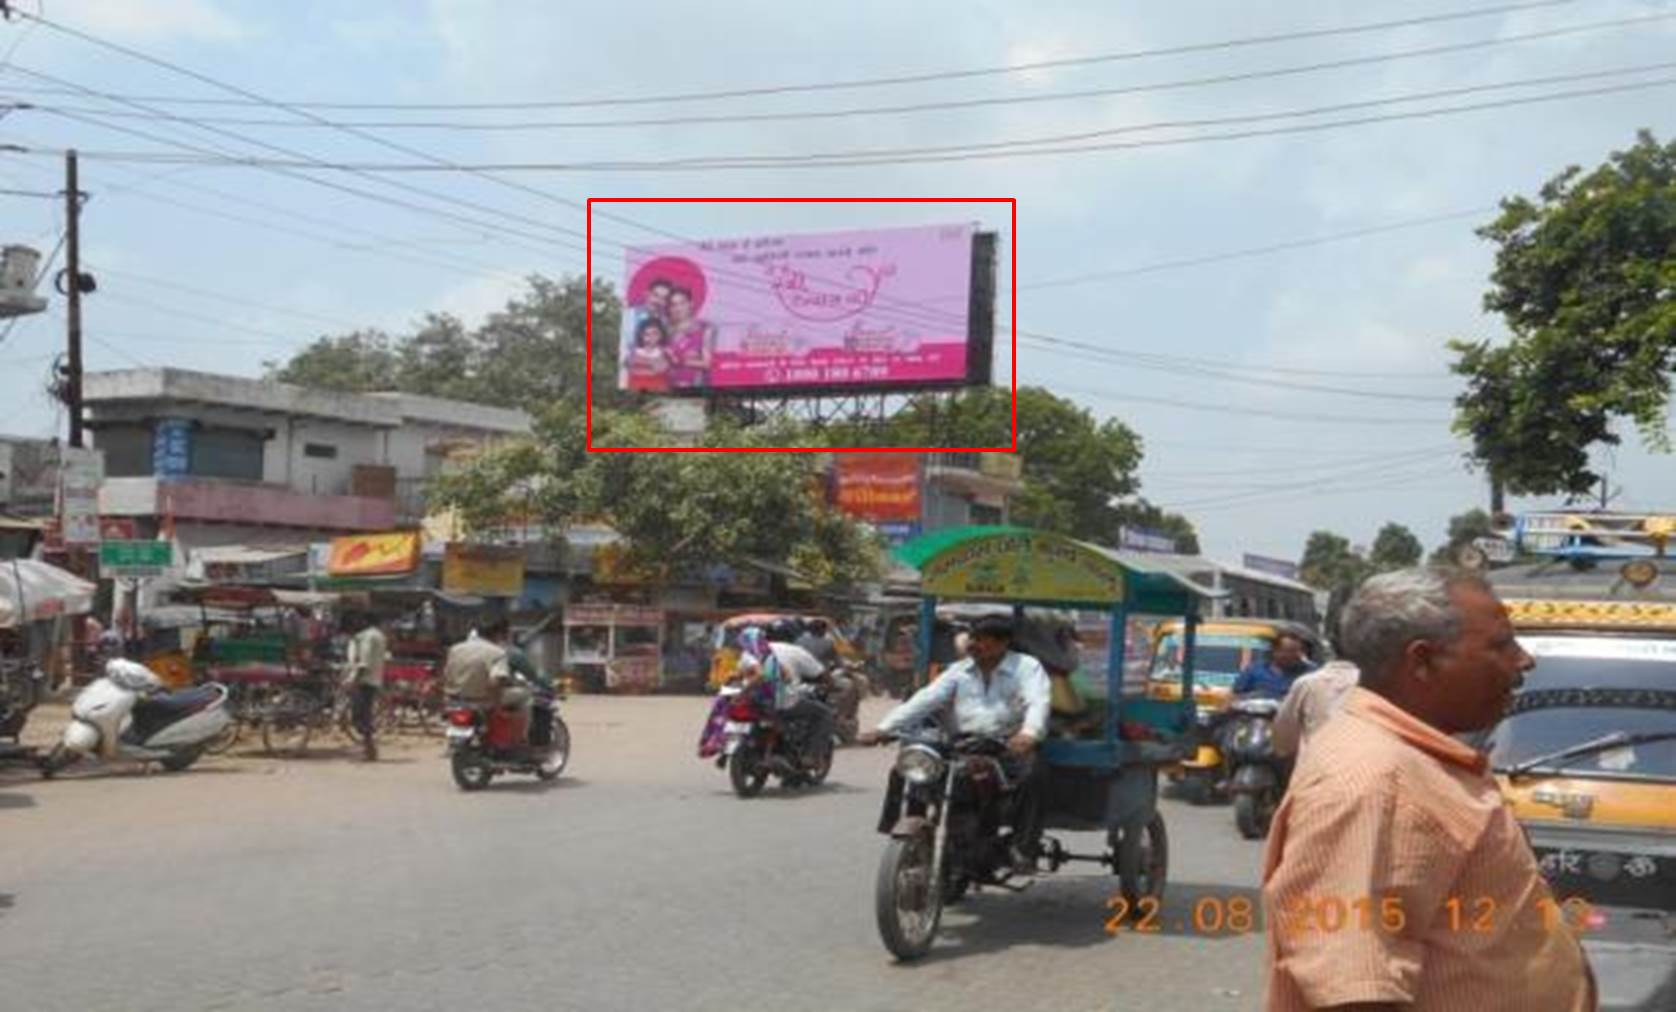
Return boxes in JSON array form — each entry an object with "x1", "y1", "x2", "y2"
[
  {"x1": 1272, "y1": 625, "x2": 1360, "y2": 759},
  {"x1": 1261, "y1": 568, "x2": 1595, "y2": 1011},
  {"x1": 344, "y1": 614, "x2": 388, "y2": 762}
]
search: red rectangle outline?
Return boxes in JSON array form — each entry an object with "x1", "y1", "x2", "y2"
[{"x1": 586, "y1": 197, "x2": 1017, "y2": 454}]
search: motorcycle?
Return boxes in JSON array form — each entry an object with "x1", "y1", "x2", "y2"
[
  {"x1": 444, "y1": 678, "x2": 571, "y2": 791},
  {"x1": 810, "y1": 661, "x2": 869, "y2": 746},
  {"x1": 1225, "y1": 697, "x2": 1288, "y2": 839},
  {"x1": 713, "y1": 681, "x2": 833, "y2": 798},
  {"x1": 0, "y1": 662, "x2": 46, "y2": 740},
  {"x1": 872, "y1": 731, "x2": 1041, "y2": 961},
  {"x1": 40, "y1": 659, "x2": 232, "y2": 777}
]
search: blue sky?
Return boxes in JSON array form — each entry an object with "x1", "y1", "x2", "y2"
[{"x1": 1, "y1": 0, "x2": 1673, "y2": 562}]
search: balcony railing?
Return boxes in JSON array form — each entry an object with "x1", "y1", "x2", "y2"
[{"x1": 927, "y1": 452, "x2": 1023, "y2": 483}]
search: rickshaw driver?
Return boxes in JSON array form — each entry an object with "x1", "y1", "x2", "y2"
[{"x1": 860, "y1": 614, "x2": 1053, "y2": 875}]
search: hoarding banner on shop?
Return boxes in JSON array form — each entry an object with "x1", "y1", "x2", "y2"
[
  {"x1": 834, "y1": 453, "x2": 921, "y2": 522},
  {"x1": 565, "y1": 604, "x2": 663, "y2": 627},
  {"x1": 1242, "y1": 554, "x2": 1301, "y2": 580},
  {"x1": 441, "y1": 543, "x2": 526, "y2": 596},
  {"x1": 618, "y1": 223, "x2": 975, "y2": 394},
  {"x1": 326, "y1": 531, "x2": 421, "y2": 577},
  {"x1": 1118, "y1": 525, "x2": 1178, "y2": 554},
  {"x1": 59, "y1": 447, "x2": 103, "y2": 547}
]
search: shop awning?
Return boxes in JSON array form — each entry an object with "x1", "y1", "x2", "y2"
[{"x1": 0, "y1": 558, "x2": 96, "y2": 628}]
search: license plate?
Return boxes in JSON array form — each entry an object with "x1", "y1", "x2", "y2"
[
  {"x1": 723, "y1": 722, "x2": 753, "y2": 734},
  {"x1": 445, "y1": 728, "x2": 474, "y2": 742}
]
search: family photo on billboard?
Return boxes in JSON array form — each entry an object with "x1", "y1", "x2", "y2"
[{"x1": 618, "y1": 223, "x2": 980, "y2": 395}]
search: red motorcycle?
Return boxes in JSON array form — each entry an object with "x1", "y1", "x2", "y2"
[{"x1": 444, "y1": 682, "x2": 571, "y2": 791}]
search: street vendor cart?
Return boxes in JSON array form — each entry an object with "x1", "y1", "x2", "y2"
[{"x1": 871, "y1": 525, "x2": 1216, "y2": 960}]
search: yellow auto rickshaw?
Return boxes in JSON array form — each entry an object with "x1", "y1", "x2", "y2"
[
  {"x1": 1474, "y1": 511, "x2": 1676, "y2": 1000},
  {"x1": 1146, "y1": 617, "x2": 1322, "y2": 804}
]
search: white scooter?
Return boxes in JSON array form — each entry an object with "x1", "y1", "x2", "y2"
[{"x1": 41, "y1": 659, "x2": 232, "y2": 777}]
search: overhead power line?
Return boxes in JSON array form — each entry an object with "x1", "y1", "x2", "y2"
[
  {"x1": 9, "y1": 1, "x2": 1586, "y2": 110},
  {"x1": 8, "y1": 9, "x2": 1663, "y2": 131},
  {"x1": 36, "y1": 68, "x2": 1676, "y2": 174},
  {"x1": 1049, "y1": 379, "x2": 1451, "y2": 426}
]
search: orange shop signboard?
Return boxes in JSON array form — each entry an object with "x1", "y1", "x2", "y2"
[
  {"x1": 833, "y1": 453, "x2": 921, "y2": 523},
  {"x1": 327, "y1": 532, "x2": 421, "y2": 577}
]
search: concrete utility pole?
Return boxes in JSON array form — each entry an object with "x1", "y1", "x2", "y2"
[{"x1": 64, "y1": 149, "x2": 84, "y2": 448}]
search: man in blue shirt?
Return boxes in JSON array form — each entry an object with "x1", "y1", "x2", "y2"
[{"x1": 1232, "y1": 632, "x2": 1314, "y2": 699}]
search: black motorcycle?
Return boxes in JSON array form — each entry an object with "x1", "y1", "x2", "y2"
[
  {"x1": 872, "y1": 733, "x2": 1026, "y2": 960},
  {"x1": 714, "y1": 682, "x2": 833, "y2": 798},
  {"x1": 1225, "y1": 697, "x2": 1289, "y2": 839},
  {"x1": 0, "y1": 662, "x2": 45, "y2": 766}
]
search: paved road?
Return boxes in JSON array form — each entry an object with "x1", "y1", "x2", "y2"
[{"x1": 4, "y1": 697, "x2": 1267, "y2": 1012}]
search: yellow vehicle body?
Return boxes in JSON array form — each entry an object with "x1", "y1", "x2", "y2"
[{"x1": 1145, "y1": 618, "x2": 1320, "y2": 712}]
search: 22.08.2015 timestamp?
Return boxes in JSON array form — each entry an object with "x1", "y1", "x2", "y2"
[{"x1": 1103, "y1": 893, "x2": 1601, "y2": 937}]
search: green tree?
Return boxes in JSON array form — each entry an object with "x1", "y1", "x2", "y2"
[
  {"x1": 430, "y1": 409, "x2": 884, "y2": 590},
  {"x1": 265, "y1": 275, "x2": 627, "y2": 414},
  {"x1": 1429, "y1": 508, "x2": 1496, "y2": 565},
  {"x1": 268, "y1": 330, "x2": 400, "y2": 392},
  {"x1": 1369, "y1": 522, "x2": 1423, "y2": 572},
  {"x1": 1451, "y1": 130, "x2": 1676, "y2": 503},
  {"x1": 841, "y1": 385, "x2": 1177, "y2": 547}
]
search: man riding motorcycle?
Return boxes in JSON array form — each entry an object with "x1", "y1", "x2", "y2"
[
  {"x1": 737, "y1": 626, "x2": 836, "y2": 763},
  {"x1": 860, "y1": 614, "x2": 1051, "y2": 875},
  {"x1": 1231, "y1": 631, "x2": 1314, "y2": 700},
  {"x1": 443, "y1": 619, "x2": 530, "y2": 719}
]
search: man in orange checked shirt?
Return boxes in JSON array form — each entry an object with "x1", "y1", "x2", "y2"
[{"x1": 1261, "y1": 568, "x2": 1596, "y2": 1012}]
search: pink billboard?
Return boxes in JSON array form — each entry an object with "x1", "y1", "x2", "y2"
[{"x1": 618, "y1": 223, "x2": 975, "y2": 393}]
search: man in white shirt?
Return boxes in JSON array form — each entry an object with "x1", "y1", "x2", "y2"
[
  {"x1": 862, "y1": 614, "x2": 1053, "y2": 874},
  {"x1": 343, "y1": 614, "x2": 389, "y2": 762},
  {"x1": 738, "y1": 634, "x2": 835, "y2": 763}
]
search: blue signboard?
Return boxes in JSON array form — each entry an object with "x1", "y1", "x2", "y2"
[
  {"x1": 874, "y1": 522, "x2": 921, "y2": 545},
  {"x1": 152, "y1": 418, "x2": 192, "y2": 480}
]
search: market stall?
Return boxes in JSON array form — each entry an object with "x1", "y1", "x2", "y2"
[{"x1": 563, "y1": 603, "x2": 663, "y2": 693}]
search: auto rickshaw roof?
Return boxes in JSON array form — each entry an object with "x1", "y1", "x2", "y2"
[{"x1": 893, "y1": 525, "x2": 1221, "y2": 614}]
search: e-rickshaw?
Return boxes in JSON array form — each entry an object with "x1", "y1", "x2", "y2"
[
  {"x1": 872, "y1": 526, "x2": 1215, "y2": 960},
  {"x1": 706, "y1": 612, "x2": 864, "y2": 692},
  {"x1": 1472, "y1": 512, "x2": 1676, "y2": 1011}
]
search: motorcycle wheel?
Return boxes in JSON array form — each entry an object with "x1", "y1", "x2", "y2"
[
  {"x1": 535, "y1": 715, "x2": 571, "y2": 781},
  {"x1": 804, "y1": 738, "x2": 834, "y2": 787},
  {"x1": 450, "y1": 750, "x2": 494, "y2": 791},
  {"x1": 728, "y1": 748, "x2": 769, "y2": 798},
  {"x1": 1113, "y1": 811, "x2": 1170, "y2": 906},
  {"x1": 39, "y1": 743, "x2": 78, "y2": 779},
  {"x1": 1235, "y1": 790, "x2": 1273, "y2": 840},
  {"x1": 159, "y1": 745, "x2": 204, "y2": 773},
  {"x1": 202, "y1": 722, "x2": 240, "y2": 756},
  {"x1": 875, "y1": 835, "x2": 942, "y2": 961}
]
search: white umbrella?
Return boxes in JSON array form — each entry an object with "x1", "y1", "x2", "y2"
[{"x1": 0, "y1": 558, "x2": 96, "y2": 628}]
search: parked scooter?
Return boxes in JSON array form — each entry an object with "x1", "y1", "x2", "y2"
[
  {"x1": 1225, "y1": 697, "x2": 1289, "y2": 839},
  {"x1": 443, "y1": 677, "x2": 571, "y2": 791},
  {"x1": 40, "y1": 659, "x2": 232, "y2": 777}
]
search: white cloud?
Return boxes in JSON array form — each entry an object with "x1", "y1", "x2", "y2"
[{"x1": 62, "y1": 0, "x2": 248, "y2": 43}]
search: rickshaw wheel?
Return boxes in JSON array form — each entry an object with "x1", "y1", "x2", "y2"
[
  {"x1": 1113, "y1": 811, "x2": 1169, "y2": 905},
  {"x1": 875, "y1": 835, "x2": 942, "y2": 961},
  {"x1": 261, "y1": 689, "x2": 316, "y2": 756}
]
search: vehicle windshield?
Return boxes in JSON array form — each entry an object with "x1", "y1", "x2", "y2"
[
  {"x1": 1485, "y1": 635, "x2": 1676, "y2": 780},
  {"x1": 1149, "y1": 632, "x2": 1272, "y2": 689}
]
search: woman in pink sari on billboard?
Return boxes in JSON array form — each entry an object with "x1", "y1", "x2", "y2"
[{"x1": 665, "y1": 286, "x2": 717, "y2": 389}]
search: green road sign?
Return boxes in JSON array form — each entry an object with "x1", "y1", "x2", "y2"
[{"x1": 98, "y1": 540, "x2": 173, "y2": 576}]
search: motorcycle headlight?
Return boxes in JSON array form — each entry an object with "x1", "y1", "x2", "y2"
[{"x1": 895, "y1": 745, "x2": 945, "y2": 787}]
